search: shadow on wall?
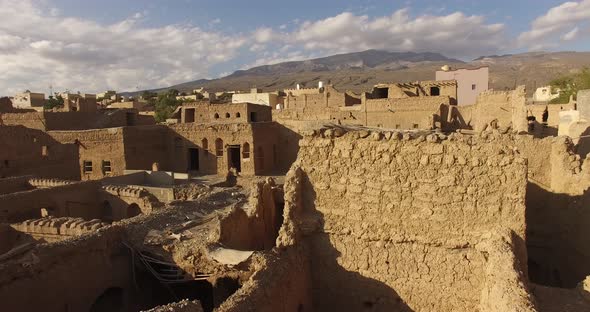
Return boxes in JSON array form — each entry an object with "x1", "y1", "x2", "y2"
[
  {"x1": 528, "y1": 121, "x2": 558, "y2": 139},
  {"x1": 442, "y1": 105, "x2": 472, "y2": 132},
  {"x1": 299, "y1": 171, "x2": 415, "y2": 312},
  {"x1": 526, "y1": 181, "x2": 590, "y2": 288},
  {"x1": 0, "y1": 126, "x2": 80, "y2": 180},
  {"x1": 575, "y1": 126, "x2": 590, "y2": 159}
]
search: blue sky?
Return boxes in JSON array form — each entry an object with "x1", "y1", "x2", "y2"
[{"x1": 0, "y1": 0, "x2": 588, "y2": 94}]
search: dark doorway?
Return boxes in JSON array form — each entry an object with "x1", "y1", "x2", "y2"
[
  {"x1": 249, "y1": 112, "x2": 257, "y2": 122},
  {"x1": 188, "y1": 148, "x2": 199, "y2": 171},
  {"x1": 374, "y1": 87, "x2": 388, "y2": 99},
  {"x1": 126, "y1": 112, "x2": 136, "y2": 126},
  {"x1": 228, "y1": 145, "x2": 241, "y2": 173}
]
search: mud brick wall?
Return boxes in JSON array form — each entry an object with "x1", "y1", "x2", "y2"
[{"x1": 291, "y1": 128, "x2": 529, "y2": 311}]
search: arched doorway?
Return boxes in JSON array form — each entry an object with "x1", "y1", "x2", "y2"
[{"x1": 127, "y1": 203, "x2": 141, "y2": 218}]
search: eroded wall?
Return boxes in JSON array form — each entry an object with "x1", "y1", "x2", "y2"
[
  {"x1": 0, "y1": 227, "x2": 134, "y2": 312},
  {"x1": 282, "y1": 128, "x2": 531, "y2": 311}
]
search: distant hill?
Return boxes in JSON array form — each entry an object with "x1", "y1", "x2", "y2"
[{"x1": 125, "y1": 50, "x2": 590, "y2": 97}]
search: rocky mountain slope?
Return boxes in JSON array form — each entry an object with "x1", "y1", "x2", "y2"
[{"x1": 128, "y1": 50, "x2": 590, "y2": 96}]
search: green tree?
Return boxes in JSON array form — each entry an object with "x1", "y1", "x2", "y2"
[
  {"x1": 142, "y1": 91, "x2": 157, "y2": 100},
  {"x1": 550, "y1": 67, "x2": 590, "y2": 104},
  {"x1": 167, "y1": 89, "x2": 180, "y2": 97},
  {"x1": 154, "y1": 92, "x2": 182, "y2": 122},
  {"x1": 44, "y1": 95, "x2": 64, "y2": 110}
]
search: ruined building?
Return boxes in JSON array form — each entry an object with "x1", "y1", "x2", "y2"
[{"x1": 1, "y1": 82, "x2": 590, "y2": 311}]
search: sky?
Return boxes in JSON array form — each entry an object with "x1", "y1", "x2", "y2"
[{"x1": 0, "y1": 0, "x2": 589, "y2": 95}]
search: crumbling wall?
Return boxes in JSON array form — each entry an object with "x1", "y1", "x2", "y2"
[
  {"x1": 216, "y1": 246, "x2": 312, "y2": 312},
  {"x1": 283, "y1": 128, "x2": 530, "y2": 311},
  {"x1": 0, "y1": 226, "x2": 134, "y2": 312},
  {"x1": 217, "y1": 178, "x2": 282, "y2": 250},
  {"x1": 479, "y1": 230, "x2": 536, "y2": 312},
  {"x1": 473, "y1": 86, "x2": 527, "y2": 132},
  {"x1": 144, "y1": 299, "x2": 203, "y2": 312}
]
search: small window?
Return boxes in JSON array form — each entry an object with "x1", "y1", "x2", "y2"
[
  {"x1": 236, "y1": 112, "x2": 241, "y2": 118},
  {"x1": 185, "y1": 108, "x2": 195, "y2": 123},
  {"x1": 413, "y1": 124, "x2": 419, "y2": 129},
  {"x1": 472, "y1": 84, "x2": 476, "y2": 90},
  {"x1": 102, "y1": 161, "x2": 112, "y2": 174},
  {"x1": 395, "y1": 124, "x2": 400, "y2": 129},
  {"x1": 430, "y1": 86, "x2": 440, "y2": 96},
  {"x1": 243, "y1": 142, "x2": 250, "y2": 159},
  {"x1": 83, "y1": 161, "x2": 93, "y2": 173},
  {"x1": 225, "y1": 112, "x2": 230, "y2": 118},
  {"x1": 42, "y1": 146, "x2": 49, "y2": 157},
  {"x1": 215, "y1": 138, "x2": 224, "y2": 157},
  {"x1": 214, "y1": 113, "x2": 219, "y2": 119}
]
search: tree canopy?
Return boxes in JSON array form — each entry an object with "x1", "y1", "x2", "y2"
[
  {"x1": 44, "y1": 95, "x2": 64, "y2": 110},
  {"x1": 549, "y1": 67, "x2": 590, "y2": 104},
  {"x1": 153, "y1": 92, "x2": 183, "y2": 122}
]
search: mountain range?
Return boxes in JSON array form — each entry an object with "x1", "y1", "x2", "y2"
[{"x1": 126, "y1": 50, "x2": 590, "y2": 96}]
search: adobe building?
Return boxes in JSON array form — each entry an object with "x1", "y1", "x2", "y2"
[
  {"x1": 172, "y1": 102, "x2": 290, "y2": 176},
  {"x1": 533, "y1": 85, "x2": 560, "y2": 102},
  {"x1": 10, "y1": 91, "x2": 45, "y2": 109},
  {"x1": 275, "y1": 81, "x2": 457, "y2": 131},
  {"x1": 4, "y1": 126, "x2": 590, "y2": 311},
  {"x1": 436, "y1": 66, "x2": 489, "y2": 106},
  {"x1": 231, "y1": 88, "x2": 281, "y2": 107},
  {"x1": 58, "y1": 92, "x2": 98, "y2": 112}
]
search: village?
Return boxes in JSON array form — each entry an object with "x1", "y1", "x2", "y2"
[{"x1": 1, "y1": 63, "x2": 590, "y2": 312}]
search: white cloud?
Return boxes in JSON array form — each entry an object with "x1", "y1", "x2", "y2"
[
  {"x1": 0, "y1": 0, "x2": 247, "y2": 95},
  {"x1": 519, "y1": 0, "x2": 590, "y2": 47},
  {"x1": 253, "y1": 9, "x2": 506, "y2": 62},
  {"x1": 4, "y1": 1, "x2": 587, "y2": 96},
  {"x1": 253, "y1": 27, "x2": 276, "y2": 43},
  {"x1": 562, "y1": 27, "x2": 579, "y2": 41}
]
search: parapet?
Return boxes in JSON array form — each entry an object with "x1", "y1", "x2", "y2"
[
  {"x1": 28, "y1": 177, "x2": 76, "y2": 188},
  {"x1": 102, "y1": 185, "x2": 147, "y2": 198},
  {"x1": 11, "y1": 217, "x2": 109, "y2": 237}
]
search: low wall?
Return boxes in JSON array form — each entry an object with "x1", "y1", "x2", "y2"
[
  {"x1": 217, "y1": 246, "x2": 312, "y2": 312},
  {"x1": 10, "y1": 217, "x2": 109, "y2": 243},
  {"x1": 0, "y1": 176, "x2": 33, "y2": 195},
  {"x1": 0, "y1": 180, "x2": 101, "y2": 223}
]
